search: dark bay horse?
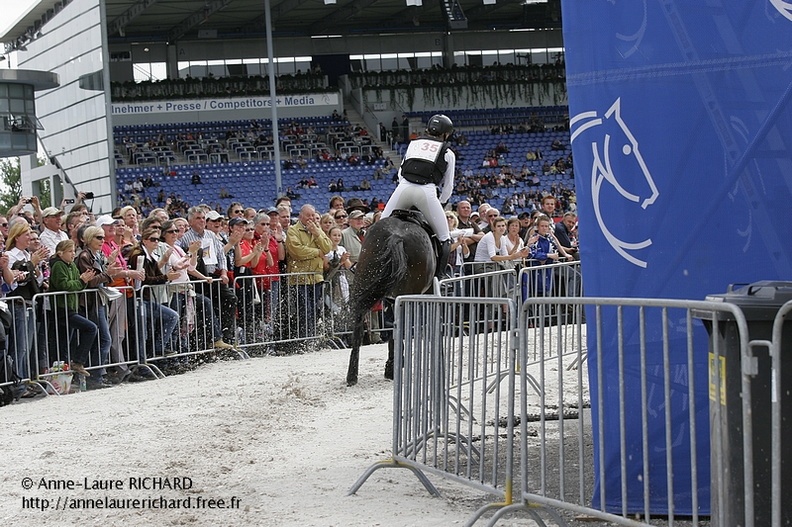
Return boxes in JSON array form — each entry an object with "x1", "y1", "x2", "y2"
[{"x1": 346, "y1": 211, "x2": 436, "y2": 386}]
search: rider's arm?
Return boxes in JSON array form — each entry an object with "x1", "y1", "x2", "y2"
[{"x1": 437, "y1": 149, "x2": 455, "y2": 204}]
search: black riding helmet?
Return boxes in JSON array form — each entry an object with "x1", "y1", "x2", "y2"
[{"x1": 425, "y1": 114, "x2": 454, "y2": 138}]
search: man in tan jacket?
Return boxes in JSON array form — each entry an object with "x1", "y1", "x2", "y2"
[{"x1": 285, "y1": 204, "x2": 332, "y2": 339}]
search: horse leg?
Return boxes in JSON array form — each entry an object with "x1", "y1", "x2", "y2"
[
  {"x1": 384, "y1": 337, "x2": 394, "y2": 380},
  {"x1": 346, "y1": 311, "x2": 367, "y2": 386},
  {"x1": 347, "y1": 345, "x2": 360, "y2": 386},
  {"x1": 382, "y1": 298, "x2": 395, "y2": 380}
]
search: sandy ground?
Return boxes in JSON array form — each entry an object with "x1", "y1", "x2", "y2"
[{"x1": 1, "y1": 343, "x2": 543, "y2": 527}]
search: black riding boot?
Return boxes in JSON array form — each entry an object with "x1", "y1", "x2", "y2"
[{"x1": 435, "y1": 239, "x2": 452, "y2": 279}]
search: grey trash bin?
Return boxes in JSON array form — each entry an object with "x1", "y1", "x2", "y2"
[{"x1": 696, "y1": 281, "x2": 792, "y2": 527}]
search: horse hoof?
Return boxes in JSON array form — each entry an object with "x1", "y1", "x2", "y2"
[
  {"x1": 384, "y1": 364, "x2": 394, "y2": 380},
  {"x1": 347, "y1": 376, "x2": 358, "y2": 387}
]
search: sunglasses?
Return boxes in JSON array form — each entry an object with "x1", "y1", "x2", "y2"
[
  {"x1": 232, "y1": 210, "x2": 243, "y2": 214},
  {"x1": 245, "y1": 228, "x2": 254, "y2": 231},
  {"x1": 0, "y1": 223, "x2": 7, "y2": 227},
  {"x1": 95, "y1": 236, "x2": 105, "y2": 240},
  {"x1": 164, "y1": 230, "x2": 177, "y2": 234},
  {"x1": 147, "y1": 237, "x2": 160, "y2": 242},
  {"x1": 259, "y1": 222, "x2": 270, "y2": 226},
  {"x1": 335, "y1": 214, "x2": 347, "y2": 219}
]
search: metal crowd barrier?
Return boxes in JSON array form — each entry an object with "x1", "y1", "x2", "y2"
[
  {"x1": 233, "y1": 272, "x2": 331, "y2": 352},
  {"x1": 349, "y1": 294, "x2": 521, "y2": 516},
  {"x1": 439, "y1": 260, "x2": 584, "y2": 395},
  {"x1": 0, "y1": 287, "x2": 143, "y2": 397},
  {"x1": 349, "y1": 293, "x2": 782, "y2": 527},
  {"x1": 449, "y1": 260, "x2": 583, "y2": 307},
  {"x1": 517, "y1": 259, "x2": 583, "y2": 304},
  {"x1": 1, "y1": 269, "x2": 345, "y2": 401},
  {"x1": 767, "y1": 299, "x2": 792, "y2": 527},
  {"x1": 1, "y1": 296, "x2": 34, "y2": 399}
]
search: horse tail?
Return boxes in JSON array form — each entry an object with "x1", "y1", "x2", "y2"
[
  {"x1": 351, "y1": 229, "x2": 408, "y2": 311},
  {"x1": 384, "y1": 233, "x2": 409, "y2": 287}
]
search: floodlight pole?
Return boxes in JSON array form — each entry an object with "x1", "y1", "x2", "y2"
[{"x1": 264, "y1": 0, "x2": 283, "y2": 198}]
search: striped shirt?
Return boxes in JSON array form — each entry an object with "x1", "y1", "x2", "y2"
[{"x1": 178, "y1": 228, "x2": 226, "y2": 274}]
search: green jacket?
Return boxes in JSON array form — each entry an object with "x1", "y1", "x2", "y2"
[{"x1": 49, "y1": 257, "x2": 85, "y2": 312}]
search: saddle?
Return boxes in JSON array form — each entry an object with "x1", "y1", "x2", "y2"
[{"x1": 391, "y1": 208, "x2": 441, "y2": 258}]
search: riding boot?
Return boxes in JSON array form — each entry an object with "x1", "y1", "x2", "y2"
[{"x1": 435, "y1": 239, "x2": 452, "y2": 279}]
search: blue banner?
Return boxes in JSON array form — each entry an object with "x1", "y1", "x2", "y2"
[{"x1": 563, "y1": 0, "x2": 792, "y2": 515}]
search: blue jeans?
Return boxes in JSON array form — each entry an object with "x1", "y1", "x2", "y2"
[
  {"x1": 57, "y1": 310, "x2": 98, "y2": 368},
  {"x1": 9, "y1": 302, "x2": 33, "y2": 380},
  {"x1": 141, "y1": 300, "x2": 179, "y2": 357},
  {"x1": 87, "y1": 304, "x2": 111, "y2": 376}
]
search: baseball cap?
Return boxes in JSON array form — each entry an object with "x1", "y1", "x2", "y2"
[
  {"x1": 206, "y1": 211, "x2": 222, "y2": 221},
  {"x1": 42, "y1": 207, "x2": 64, "y2": 218},
  {"x1": 95, "y1": 214, "x2": 121, "y2": 228},
  {"x1": 348, "y1": 210, "x2": 365, "y2": 220},
  {"x1": 228, "y1": 217, "x2": 250, "y2": 228},
  {"x1": 265, "y1": 206, "x2": 279, "y2": 215}
]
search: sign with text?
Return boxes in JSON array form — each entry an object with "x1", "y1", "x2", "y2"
[{"x1": 112, "y1": 92, "x2": 339, "y2": 116}]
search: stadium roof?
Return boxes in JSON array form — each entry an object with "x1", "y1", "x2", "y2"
[{"x1": 2, "y1": 0, "x2": 561, "y2": 48}]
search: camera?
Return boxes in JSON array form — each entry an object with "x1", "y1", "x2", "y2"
[
  {"x1": 65, "y1": 198, "x2": 75, "y2": 204},
  {"x1": 84, "y1": 192, "x2": 94, "y2": 199},
  {"x1": 23, "y1": 198, "x2": 30, "y2": 204}
]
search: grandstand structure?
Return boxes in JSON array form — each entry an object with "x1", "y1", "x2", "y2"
[
  {"x1": 114, "y1": 112, "x2": 572, "y2": 214},
  {"x1": 1, "y1": 0, "x2": 567, "y2": 214}
]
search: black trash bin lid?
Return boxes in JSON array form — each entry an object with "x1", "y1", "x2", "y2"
[{"x1": 705, "y1": 280, "x2": 792, "y2": 320}]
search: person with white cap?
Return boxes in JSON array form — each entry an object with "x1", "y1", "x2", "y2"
[
  {"x1": 38, "y1": 207, "x2": 68, "y2": 255},
  {"x1": 96, "y1": 214, "x2": 145, "y2": 382},
  {"x1": 381, "y1": 114, "x2": 456, "y2": 278}
]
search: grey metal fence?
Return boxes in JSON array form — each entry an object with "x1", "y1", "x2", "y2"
[
  {"x1": 5, "y1": 268, "x2": 790, "y2": 527},
  {"x1": 349, "y1": 292, "x2": 788, "y2": 527},
  {"x1": 349, "y1": 294, "x2": 522, "y2": 512}
]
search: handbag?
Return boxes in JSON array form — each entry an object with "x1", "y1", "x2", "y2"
[
  {"x1": 499, "y1": 259, "x2": 516, "y2": 270},
  {"x1": 97, "y1": 286, "x2": 124, "y2": 304}
]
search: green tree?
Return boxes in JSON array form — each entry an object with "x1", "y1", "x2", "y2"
[
  {"x1": 38, "y1": 179, "x2": 51, "y2": 208},
  {"x1": 0, "y1": 157, "x2": 51, "y2": 214},
  {"x1": 0, "y1": 157, "x2": 22, "y2": 215}
]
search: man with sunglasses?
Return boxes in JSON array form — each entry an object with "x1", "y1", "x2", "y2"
[
  {"x1": 39, "y1": 207, "x2": 68, "y2": 255},
  {"x1": 0, "y1": 215, "x2": 9, "y2": 241},
  {"x1": 481, "y1": 209, "x2": 501, "y2": 234},
  {"x1": 226, "y1": 202, "x2": 245, "y2": 219},
  {"x1": 333, "y1": 210, "x2": 349, "y2": 229}
]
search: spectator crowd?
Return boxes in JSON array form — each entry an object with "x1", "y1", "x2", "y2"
[{"x1": 0, "y1": 184, "x2": 578, "y2": 407}]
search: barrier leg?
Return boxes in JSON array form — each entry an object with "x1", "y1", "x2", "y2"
[{"x1": 347, "y1": 459, "x2": 441, "y2": 497}]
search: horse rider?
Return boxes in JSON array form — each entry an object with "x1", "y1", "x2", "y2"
[{"x1": 381, "y1": 114, "x2": 456, "y2": 278}]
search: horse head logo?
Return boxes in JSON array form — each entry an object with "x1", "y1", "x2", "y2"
[
  {"x1": 571, "y1": 98, "x2": 660, "y2": 268},
  {"x1": 769, "y1": 0, "x2": 792, "y2": 22}
]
